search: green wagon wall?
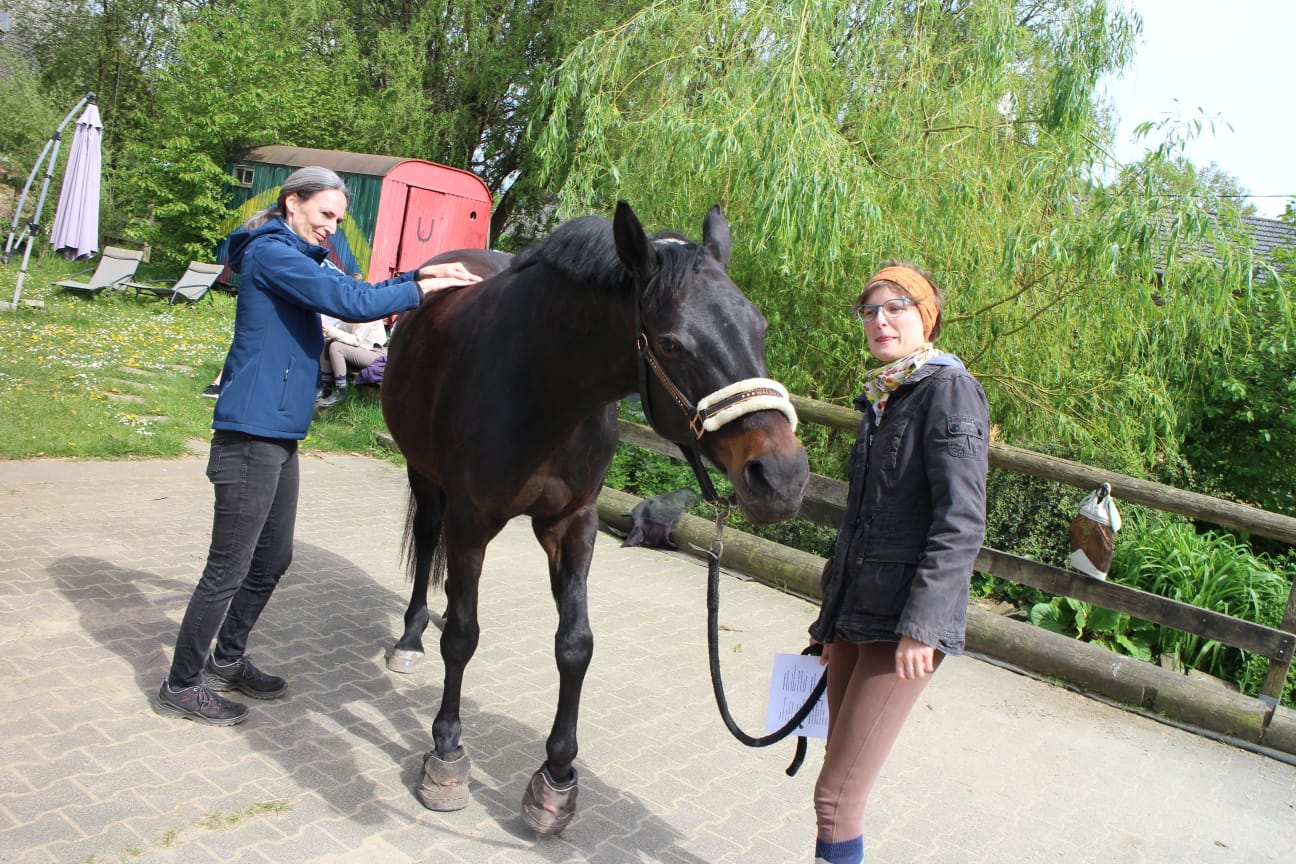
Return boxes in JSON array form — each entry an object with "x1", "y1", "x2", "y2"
[{"x1": 220, "y1": 163, "x2": 385, "y2": 277}]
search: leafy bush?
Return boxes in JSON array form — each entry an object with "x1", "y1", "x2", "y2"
[
  {"x1": 1109, "y1": 512, "x2": 1294, "y2": 699},
  {"x1": 1029, "y1": 596, "x2": 1158, "y2": 661},
  {"x1": 0, "y1": 50, "x2": 65, "y2": 214},
  {"x1": 1178, "y1": 270, "x2": 1296, "y2": 517}
]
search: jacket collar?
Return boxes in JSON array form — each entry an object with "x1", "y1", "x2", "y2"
[
  {"x1": 227, "y1": 216, "x2": 329, "y2": 273},
  {"x1": 852, "y1": 353, "x2": 966, "y2": 411}
]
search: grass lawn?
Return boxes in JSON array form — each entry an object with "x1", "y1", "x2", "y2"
[{"x1": 0, "y1": 247, "x2": 397, "y2": 461}]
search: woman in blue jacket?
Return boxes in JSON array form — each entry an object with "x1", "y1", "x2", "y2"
[
  {"x1": 153, "y1": 166, "x2": 480, "y2": 726},
  {"x1": 808, "y1": 264, "x2": 989, "y2": 864}
]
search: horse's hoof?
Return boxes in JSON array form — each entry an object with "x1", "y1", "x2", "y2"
[
  {"x1": 386, "y1": 649, "x2": 424, "y2": 674},
  {"x1": 416, "y1": 747, "x2": 472, "y2": 811},
  {"x1": 521, "y1": 764, "x2": 578, "y2": 835}
]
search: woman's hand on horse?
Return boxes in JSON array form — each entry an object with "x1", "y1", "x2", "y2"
[
  {"x1": 894, "y1": 635, "x2": 935, "y2": 680},
  {"x1": 416, "y1": 261, "x2": 483, "y2": 295}
]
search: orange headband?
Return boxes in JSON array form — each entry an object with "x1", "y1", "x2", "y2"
[{"x1": 863, "y1": 265, "x2": 939, "y2": 339}]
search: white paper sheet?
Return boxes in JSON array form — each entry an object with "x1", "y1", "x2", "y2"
[{"x1": 764, "y1": 652, "x2": 828, "y2": 739}]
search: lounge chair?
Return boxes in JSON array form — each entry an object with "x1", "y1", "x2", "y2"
[
  {"x1": 127, "y1": 261, "x2": 222, "y2": 305},
  {"x1": 53, "y1": 246, "x2": 145, "y2": 297}
]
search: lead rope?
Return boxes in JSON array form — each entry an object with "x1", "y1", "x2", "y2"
[
  {"x1": 631, "y1": 263, "x2": 823, "y2": 774},
  {"x1": 702, "y1": 502, "x2": 828, "y2": 776}
]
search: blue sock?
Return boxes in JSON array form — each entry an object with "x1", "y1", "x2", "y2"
[{"x1": 814, "y1": 836, "x2": 863, "y2": 864}]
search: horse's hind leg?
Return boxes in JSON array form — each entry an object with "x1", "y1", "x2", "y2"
[
  {"x1": 417, "y1": 518, "x2": 495, "y2": 812},
  {"x1": 388, "y1": 468, "x2": 444, "y2": 674},
  {"x1": 520, "y1": 504, "x2": 598, "y2": 835}
]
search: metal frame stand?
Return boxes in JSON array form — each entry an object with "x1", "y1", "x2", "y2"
[{"x1": 2, "y1": 92, "x2": 96, "y2": 311}]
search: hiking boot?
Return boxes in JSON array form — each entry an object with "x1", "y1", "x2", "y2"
[
  {"x1": 153, "y1": 680, "x2": 248, "y2": 726},
  {"x1": 202, "y1": 654, "x2": 288, "y2": 700},
  {"x1": 316, "y1": 386, "x2": 347, "y2": 408}
]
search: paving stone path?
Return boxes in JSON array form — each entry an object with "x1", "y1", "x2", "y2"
[{"x1": 1, "y1": 453, "x2": 1293, "y2": 863}]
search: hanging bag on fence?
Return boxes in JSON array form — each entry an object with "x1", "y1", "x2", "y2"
[{"x1": 1068, "y1": 482, "x2": 1122, "y2": 580}]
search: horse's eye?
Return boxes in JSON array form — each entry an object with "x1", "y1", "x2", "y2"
[{"x1": 656, "y1": 335, "x2": 681, "y2": 357}]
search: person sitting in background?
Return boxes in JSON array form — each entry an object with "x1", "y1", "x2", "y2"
[{"x1": 316, "y1": 316, "x2": 387, "y2": 407}]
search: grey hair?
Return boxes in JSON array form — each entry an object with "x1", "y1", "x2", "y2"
[{"x1": 240, "y1": 166, "x2": 350, "y2": 231}]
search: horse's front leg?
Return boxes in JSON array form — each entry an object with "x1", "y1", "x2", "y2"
[
  {"x1": 521, "y1": 504, "x2": 597, "y2": 835},
  {"x1": 416, "y1": 527, "x2": 488, "y2": 812}
]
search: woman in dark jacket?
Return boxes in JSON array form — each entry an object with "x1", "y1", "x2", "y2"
[
  {"x1": 808, "y1": 264, "x2": 989, "y2": 864},
  {"x1": 153, "y1": 166, "x2": 480, "y2": 726}
]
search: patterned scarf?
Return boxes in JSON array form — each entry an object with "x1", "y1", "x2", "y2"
[{"x1": 861, "y1": 344, "x2": 941, "y2": 421}]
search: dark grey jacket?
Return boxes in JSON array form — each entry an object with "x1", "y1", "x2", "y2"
[{"x1": 809, "y1": 356, "x2": 989, "y2": 654}]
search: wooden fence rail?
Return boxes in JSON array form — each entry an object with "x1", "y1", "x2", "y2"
[{"x1": 617, "y1": 391, "x2": 1296, "y2": 706}]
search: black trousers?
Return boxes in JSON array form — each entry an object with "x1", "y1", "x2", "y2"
[{"x1": 166, "y1": 431, "x2": 299, "y2": 687}]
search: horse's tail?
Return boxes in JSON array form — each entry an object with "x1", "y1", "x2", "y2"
[
  {"x1": 400, "y1": 472, "x2": 449, "y2": 590},
  {"x1": 398, "y1": 489, "x2": 418, "y2": 580},
  {"x1": 430, "y1": 533, "x2": 447, "y2": 590}
]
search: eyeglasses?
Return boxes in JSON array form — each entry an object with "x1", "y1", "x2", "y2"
[{"x1": 855, "y1": 297, "x2": 918, "y2": 323}]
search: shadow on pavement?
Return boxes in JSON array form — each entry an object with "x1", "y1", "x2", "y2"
[{"x1": 47, "y1": 541, "x2": 709, "y2": 863}]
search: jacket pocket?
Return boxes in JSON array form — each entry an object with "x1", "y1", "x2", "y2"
[
  {"x1": 879, "y1": 416, "x2": 910, "y2": 473},
  {"x1": 945, "y1": 415, "x2": 986, "y2": 459},
  {"x1": 843, "y1": 560, "x2": 916, "y2": 619},
  {"x1": 277, "y1": 357, "x2": 295, "y2": 414}
]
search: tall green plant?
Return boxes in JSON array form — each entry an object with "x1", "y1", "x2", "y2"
[
  {"x1": 1110, "y1": 511, "x2": 1294, "y2": 693},
  {"x1": 1170, "y1": 212, "x2": 1296, "y2": 515},
  {"x1": 9, "y1": 0, "x2": 171, "y2": 156},
  {"x1": 336, "y1": 0, "x2": 651, "y2": 246},
  {"x1": 0, "y1": 49, "x2": 65, "y2": 200}
]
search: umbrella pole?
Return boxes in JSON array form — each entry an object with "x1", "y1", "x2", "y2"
[
  {"x1": 10, "y1": 235, "x2": 38, "y2": 309},
  {"x1": 3, "y1": 138, "x2": 55, "y2": 263},
  {"x1": 3, "y1": 93, "x2": 95, "y2": 310},
  {"x1": 3, "y1": 136, "x2": 63, "y2": 311}
]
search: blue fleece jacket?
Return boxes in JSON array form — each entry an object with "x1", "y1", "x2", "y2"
[{"x1": 213, "y1": 217, "x2": 422, "y2": 439}]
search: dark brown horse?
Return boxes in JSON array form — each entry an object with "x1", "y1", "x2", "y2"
[{"x1": 380, "y1": 201, "x2": 808, "y2": 834}]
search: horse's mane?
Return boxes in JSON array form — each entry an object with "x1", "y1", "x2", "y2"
[
  {"x1": 646, "y1": 232, "x2": 701, "y2": 293},
  {"x1": 512, "y1": 215, "x2": 700, "y2": 291},
  {"x1": 513, "y1": 215, "x2": 623, "y2": 288}
]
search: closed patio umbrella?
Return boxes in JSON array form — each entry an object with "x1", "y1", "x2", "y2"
[{"x1": 48, "y1": 102, "x2": 103, "y2": 261}]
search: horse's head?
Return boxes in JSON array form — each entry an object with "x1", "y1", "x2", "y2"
[{"x1": 613, "y1": 201, "x2": 809, "y2": 525}]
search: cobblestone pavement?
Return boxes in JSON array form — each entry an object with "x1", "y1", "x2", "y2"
[{"x1": 1, "y1": 453, "x2": 1293, "y2": 864}]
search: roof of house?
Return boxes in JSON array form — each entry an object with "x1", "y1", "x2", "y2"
[
  {"x1": 1154, "y1": 211, "x2": 1294, "y2": 281},
  {"x1": 1243, "y1": 214, "x2": 1296, "y2": 260}
]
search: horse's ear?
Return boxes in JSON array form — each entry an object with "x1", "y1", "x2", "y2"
[
  {"x1": 613, "y1": 200, "x2": 656, "y2": 280},
  {"x1": 702, "y1": 204, "x2": 732, "y2": 270}
]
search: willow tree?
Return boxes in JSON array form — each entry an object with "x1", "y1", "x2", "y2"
[{"x1": 533, "y1": 0, "x2": 1272, "y2": 483}]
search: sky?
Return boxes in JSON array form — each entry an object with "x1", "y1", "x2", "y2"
[{"x1": 1102, "y1": 1, "x2": 1294, "y2": 219}]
